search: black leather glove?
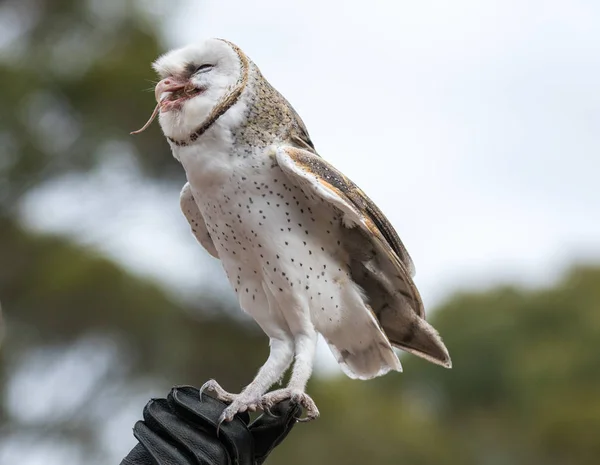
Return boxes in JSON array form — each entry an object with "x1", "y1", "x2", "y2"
[{"x1": 121, "y1": 386, "x2": 300, "y2": 465}]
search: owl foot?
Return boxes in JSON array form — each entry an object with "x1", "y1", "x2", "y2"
[
  {"x1": 201, "y1": 380, "x2": 263, "y2": 425},
  {"x1": 219, "y1": 394, "x2": 263, "y2": 423},
  {"x1": 199, "y1": 379, "x2": 237, "y2": 403},
  {"x1": 261, "y1": 389, "x2": 320, "y2": 422}
]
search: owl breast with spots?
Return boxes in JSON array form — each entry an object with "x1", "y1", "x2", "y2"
[{"x1": 182, "y1": 139, "x2": 352, "y2": 335}]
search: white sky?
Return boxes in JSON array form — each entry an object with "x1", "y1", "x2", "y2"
[
  {"x1": 21, "y1": 0, "x2": 600, "y2": 366},
  {"x1": 163, "y1": 0, "x2": 600, "y2": 300}
]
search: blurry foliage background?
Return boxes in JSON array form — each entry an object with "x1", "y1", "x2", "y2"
[{"x1": 1, "y1": 1, "x2": 599, "y2": 464}]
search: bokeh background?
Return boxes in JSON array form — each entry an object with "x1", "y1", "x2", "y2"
[{"x1": 1, "y1": 0, "x2": 599, "y2": 464}]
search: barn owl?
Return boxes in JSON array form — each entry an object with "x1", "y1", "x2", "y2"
[{"x1": 133, "y1": 38, "x2": 451, "y2": 423}]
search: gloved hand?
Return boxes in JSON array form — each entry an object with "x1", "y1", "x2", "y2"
[{"x1": 121, "y1": 386, "x2": 301, "y2": 465}]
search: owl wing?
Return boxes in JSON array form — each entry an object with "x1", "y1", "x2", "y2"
[
  {"x1": 276, "y1": 146, "x2": 420, "y2": 311},
  {"x1": 276, "y1": 146, "x2": 451, "y2": 368},
  {"x1": 180, "y1": 183, "x2": 219, "y2": 259},
  {"x1": 289, "y1": 135, "x2": 416, "y2": 276}
]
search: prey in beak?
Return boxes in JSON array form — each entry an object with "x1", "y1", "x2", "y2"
[{"x1": 131, "y1": 77, "x2": 205, "y2": 135}]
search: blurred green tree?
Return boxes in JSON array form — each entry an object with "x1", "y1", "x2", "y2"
[{"x1": 0, "y1": 0, "x2": 183, "y2": 218}]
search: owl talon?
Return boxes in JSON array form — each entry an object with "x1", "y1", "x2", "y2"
[
  {"x1": 263, "y1": 404, "x2": 279, "y2": 418},
  {"x1": 199, "y1": 379, "x2": 237, "y2": 403},
  {"x1": 261, "y1": 389, "x2": 320, "y2": 421},
  {"x1": 219, "y1": 396, "x2": 262, "y2": 423}
]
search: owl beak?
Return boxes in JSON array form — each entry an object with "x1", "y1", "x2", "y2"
[
  {"x1": 131, "y1": 77, "x2": 191, "y2": 135},
  {"x1": 155, "y1": 78, "x2": 187, "y2": 103}
]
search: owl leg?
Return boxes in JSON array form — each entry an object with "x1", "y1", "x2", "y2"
[
  {"x1": 218, "y1": 336, "x2": 294, "y2": 423},
  {"x1": 261, "y1": 330, "x2": 320, "y2": 421}
]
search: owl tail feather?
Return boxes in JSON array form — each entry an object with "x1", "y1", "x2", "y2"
[{"x1": 380, "y1": 306, "x2": 452, "y2": 369}]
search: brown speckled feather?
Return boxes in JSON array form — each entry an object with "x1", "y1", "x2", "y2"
[
  {"x1": 277, "y1": 146, "x2": 423, "y2": 317},
  {"x1": 276, "y1": 146, "x2": 450, "y2": 367}
]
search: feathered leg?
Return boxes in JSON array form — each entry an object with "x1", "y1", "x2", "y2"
[
  {"x1": 261, "y1": 330, "x2": 320, "y2": 421},
  {"x1": 203, "y1": 336, "x2": 294, "y2": 423}
]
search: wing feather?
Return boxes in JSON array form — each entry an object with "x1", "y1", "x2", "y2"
[
  {"x1": 275, "y1": 146, "x2": 423, "y2": 316},
  {"x1": 180, "y1": 183, "x2": 219, "y2": 259},
  {"x1": 276, "y1": 146, "x2": 451, "y2": 368}
]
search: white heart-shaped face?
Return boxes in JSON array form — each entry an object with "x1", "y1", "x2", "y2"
[{"x1": 152, "y1": 38, "x2": 243, "y2": 140}]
